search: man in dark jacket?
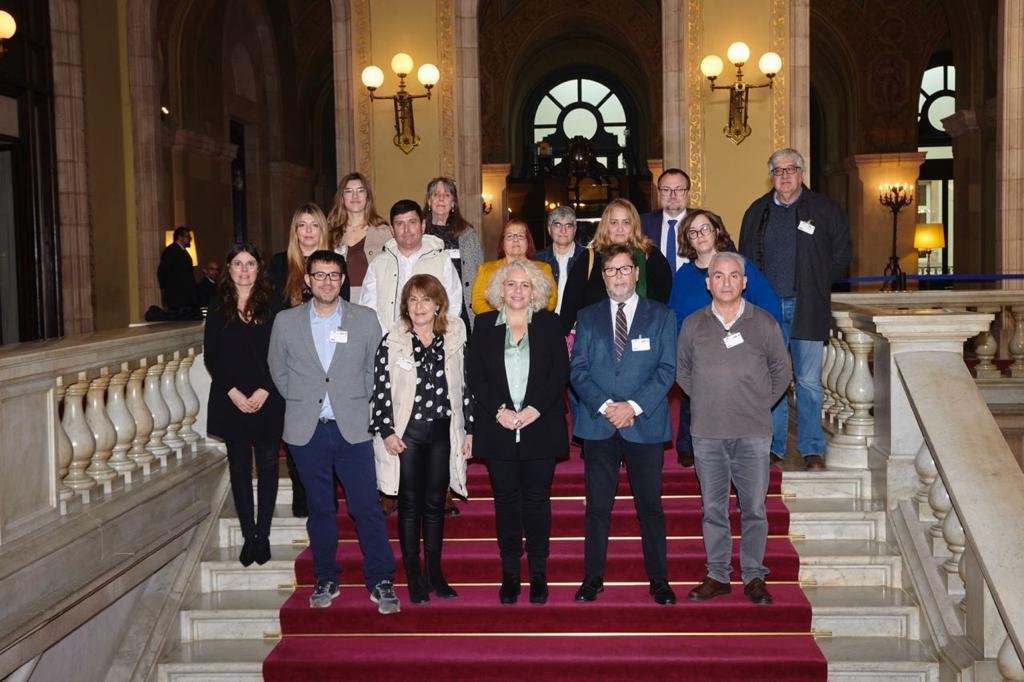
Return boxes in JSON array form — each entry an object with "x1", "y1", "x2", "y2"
[
  {"x1": 738, "y1": 148, "x2": 851, "y2": 470},
  {"x1": 158, "y1": 226, "x2": 198, "y2": 312}
]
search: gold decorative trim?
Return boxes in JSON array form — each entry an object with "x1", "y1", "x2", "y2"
[
  {"x1": 770, "y1": 0, "x2": 788, "y2": 152},
  {"x1": 351, "y1": 0, "x2": 373, "y2": 180},
  {"x1": 684, "y1": 0, "x2": 705, "y2": 207},
  {"x1": 437, "y1": 0, "x2": 457, "y2": 179},
  {"x1": 280, "y1": 631, "x2": 821, "y2": 638}
]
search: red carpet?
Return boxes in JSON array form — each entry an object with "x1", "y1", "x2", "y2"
[{"x1": 264, "y1": 444, "x2": 827, "y2": 680}]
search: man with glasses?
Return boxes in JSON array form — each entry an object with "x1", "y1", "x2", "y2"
[
  {"x1": 570, "y1": 243, "x2": 677, "y2": 605},
  {"x1": 534, "y1": 206, "x2": 583, "y2": 314},
  {"x1": 641, "y1": 168, "x2": 691, "y2": 273},
  {"x1": 738, "y1": 148, "x2": 851, "y2": 471},
  {"x1": 268, "y1": 250, "x2": 400, "y2": 613}
]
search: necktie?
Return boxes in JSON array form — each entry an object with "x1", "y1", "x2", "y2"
[
  {"x1": 614, "y1": 302, "x2": 627, "y2": 362},
  {"x1": 666, "y1": 219, "x2": 678, "y2": 272}
]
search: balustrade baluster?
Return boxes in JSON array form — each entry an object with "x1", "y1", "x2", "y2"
[
  {"x1": 176, "y1": 350, "x2": 201, "y2": 450},
  {"x1": 143, "y1": 359, "x2": 171, "y2": 466},
  {"x1": 928, "y1": 476, "x2": 952, "y2": 557},
  {"x1": 127, "y1": 365, "x2": 155, "y2": 474},
  {"x1": 61, "y1": 377, "x2": 96, "y2": 501},
  {"x1": 161, "y1": 356, "x2": 185, "y2": 454},
  {"x1": 835, "y1": 334, "x2": 855, "y2": 426},
  {"x1": 821, "y1": 330, "x2": 837, "y2": 416},
  {"x1": 973, "y1": 306, "x2": 1001, "y2": 379},
  {"x1": 84, "y1": 374, "x2": 118, "y2": 492},
  {"x1": 106, "y1": 366, "x2": 138, "y2": 483},
  {"x1": 998, "y1": 636, "x2": 1024, "y2": 681},
  {"x1": 913, "y1": 441, "x2": 938, "y2": 522},
  {"x1": 1010, "y1": 306, "x2": 1024, "y2": 378},
  {"x1": 55, "y1": 378, "x2": 74, "y2": 512},
  {"x1": 826, "y1": 336, "x2": 846, "y2": 425},
  {"x1": 941, "y1": 509, "x2": 966, "y2": 595},
  {"x1": 841, "y1": 328, "x2": 874, "y2": 438}
]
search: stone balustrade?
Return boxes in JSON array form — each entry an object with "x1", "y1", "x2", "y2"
[
  {"x1": 0, "y1": 322, "x2": 206, "y2": 546},
  {"x1": 824, "y1": 294, "x2": 1024, "y2": 677}
]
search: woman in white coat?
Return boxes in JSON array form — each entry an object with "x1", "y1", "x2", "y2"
[{"x1": 369, "y1": 274, "x2": 472, "y2": 604}]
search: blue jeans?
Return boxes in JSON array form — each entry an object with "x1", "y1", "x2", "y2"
[
  {"x1": 771, "y1": 297, "x2": 826, "y2": 457},
  {"x1": 290, "y1": 420, "x2": 395, "y2": 589}
]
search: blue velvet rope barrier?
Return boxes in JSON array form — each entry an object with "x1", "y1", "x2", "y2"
[{"x1": 838, "y1": 273, "x2": 1024, "y2": 284}]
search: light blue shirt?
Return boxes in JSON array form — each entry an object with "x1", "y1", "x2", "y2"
[
  {"x1": 310, "y1": 301, "x2": 343, "y2": 420},
  {"x1": 497, "y1": 308, "x2": 532, "y2": 443}
]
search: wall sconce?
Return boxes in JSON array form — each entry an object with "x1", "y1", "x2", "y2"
[
  {"x1": 481, "y1": 192, "x2": 493, "y2": 215},
  {"x1": 361, "y1": 53, "x2": 439, "y2": 154},
  {"x1": 914, "y1": 222, "x2": 945, "y2": 274},
  {"x1": 164, "y1": 229, "x2": 199, "y2": 267},
  {"x1": 879, "y1": 183, "x2": 914, "y2": 291},
  {"x1": 0, "y1": 11, "x2": 16, "y2": 54},
  {"x1": 699, "y1": 42, "x2": 781, "y2": 145}
]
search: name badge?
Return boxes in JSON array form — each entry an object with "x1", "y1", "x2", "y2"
[
  {"x1": 397, "y1": 357, "x2": 414, "y2": 371},
  {"x1": 447, "y1": 248, "x2": 461, "y2": 261},
  {"x1": 797, "y1": 220, "x2": 816, "y2": 235},
  {"x1": 723, "y1": 332, "x2": 744, "y2": 348},
  {"x1": 631, "y1": 337, "x2": 651, "y2": 352},
  {"x1": 329, "y1": 329, "x2": 348, "y2": 344}
]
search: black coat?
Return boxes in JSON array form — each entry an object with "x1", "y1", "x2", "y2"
[
  {"x1": 557, "y1": 247, "x2": 673, "y2": 335},
  {"x1": 158, "y1": 243, "x2": 197, "y2": 310},
  {"x1": 468, "y1": 309, "x2": 569, "y2": 461},
  {"x1": 203, "y1": 307, "x2": 285, "y2": 443}
]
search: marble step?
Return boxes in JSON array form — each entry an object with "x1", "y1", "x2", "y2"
[
  {"x1": 218, "y1": 498, "x2": 886, "y2": 549},
  {"x1": 805, "y1": 586, "x2": 920, "y2": 639},
  {"x1": 820, "y1": 636, "x2": 941, "y2": 681},
  {"x1": 257, "y1": 465, "x2": 875, "y2": 504},
  {"x1": 179, "y1": 591, "x2": 287, "y2": 643},
  {"x1": 794, "y1": 539, "x2": 903, "y2": 588},
  {"x1": 199, "y1": 545, "x2": 303, "y2": 593},
  {"x1": 156, "y1": 639, "x2": 273, "y2": 682}
]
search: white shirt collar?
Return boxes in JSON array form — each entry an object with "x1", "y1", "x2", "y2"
[{"x1": 711, "y1": 298, "x2": 745, "y2": 330}]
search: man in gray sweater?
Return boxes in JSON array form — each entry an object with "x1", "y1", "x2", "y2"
[{"x1": 677, "y1": 251, "x2": 791, "y2": 605}]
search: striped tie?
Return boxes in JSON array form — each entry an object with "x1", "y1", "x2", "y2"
[{"x1": 614, "y1": 302, "x2": 627, "y2": 361}]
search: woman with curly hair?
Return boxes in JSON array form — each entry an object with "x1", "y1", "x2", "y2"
[{"x1": 204, "y1": 242, "x2": 285, "y2": 566}]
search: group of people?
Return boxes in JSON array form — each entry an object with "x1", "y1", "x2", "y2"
[{"x1": 199, "y1": 147, "x2": 851, "y2": 615}]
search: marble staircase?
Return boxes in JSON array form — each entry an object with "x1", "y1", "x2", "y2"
[{"x1": 154, "y1": 457, "x2": 947, "y2": 682}]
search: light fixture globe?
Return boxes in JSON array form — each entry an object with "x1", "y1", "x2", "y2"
[
  {"x1": 758, "y1": 52, "x2": 782, "y2": 77},
  {"x1": 726, "y1": 41, "x2": 750, "y2": 66},
  {"x1": 700, "y1": 55, "x2": 724, "y2": 79},
  {"x1": 417, "y1": 63, "x2": 440, "y2": 87},
  {"x1": 0, "y1": 11, "x2": 15, "y2": 41},
  {"x1": 361, "y1": 65, "x2": 384, "y2": 89},
  {"x1": 390, "y1": 52, "x2": 414, "y2": 77}
]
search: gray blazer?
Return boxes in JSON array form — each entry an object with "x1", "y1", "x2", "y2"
[{"x1": 268, "y1": 299, "x2": 382, "y2": 447}]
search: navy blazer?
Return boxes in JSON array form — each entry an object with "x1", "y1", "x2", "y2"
[
  {"x1": 640, "y1": 210, "x2": 667, "y2": 251},
  {"x1": 570, "y1": 297, "x2": 676, "y2": 444}
]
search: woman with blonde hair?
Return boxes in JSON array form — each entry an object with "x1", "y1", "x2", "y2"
[
  {"x1": 558, "y1": 198, "x2": 673, "y2": 334},
  {"x1": 424, "y1": 177, "x2": 483, "y2": 329},
  {"x1": 327, "y1": 172, "x2": 391, "y2": 302},
  {"x1": 468, "y1": 260, "x2": 569, "y2": 605},
  {"x1": 471, "y1": 218, "x2": 557, "y2": 314}
]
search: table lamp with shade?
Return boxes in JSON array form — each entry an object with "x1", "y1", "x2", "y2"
[{"x1": 914, "y1": 222, "x2": 945, "y2": 274}]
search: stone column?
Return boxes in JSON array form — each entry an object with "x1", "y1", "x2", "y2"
[
  {"x1": 996, "y1": 0, "x2": 1024, "y2": 288},
  {"x1": 943, "y1": 110, "x2": 987, "y2": 276},
  {"x1": 845, "y1": 153, "x2": 926, "y2": 287},
  {"x1": 480, "y1": 163, "x2": 511, "y2": 260}
]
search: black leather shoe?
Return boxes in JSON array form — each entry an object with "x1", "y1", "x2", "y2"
[
  {"x1": 253, "y1": 537, "x2": 271, "y2": 565},
  {"x1": 744, "y1": 578, "x2": 773, "y2": 605},
  {"x1": 649, "y1": 579, "x2": 677, "y2": 605},
  {"x1": 574, "y1": 576, "x2": 604, "y2": 602},
  {"x1": 408, "y1": 575, "x2": 430, "y2": 604},
  {"x1": 529, "y1": 574, "x2": 548, "y2": 604},
  {"x1": 238, "y1": 538, "x2": 255, "y2": 567},
  {"x1": 429, "y1": 575, "x2": 459, "y2": 600},
  {"x1": 499, "y1": 573, "x2": 521, "y2": 604},
  {"x1": 677, "y1": 450, "x2": 694, "y2": 468},
  {"x1": 687, "y1": 576, "x2": 732, "y2": 601}
]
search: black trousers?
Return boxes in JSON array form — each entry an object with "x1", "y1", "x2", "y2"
[
  {"x1": 675, "y1": 391, "x2": 693, "y2": 455},
  {"x1": 225, "y1": 438, "x2": 280, "y2": 540},
  {"x1": 486, "y1": 456, "x2": 556, "y2": 576},
  {"x1": 397, "y1": 418, "x2": 451, "y2": 573},
  {"x1": 583, "y1": 434, "x2": 667, "y2": 581}
]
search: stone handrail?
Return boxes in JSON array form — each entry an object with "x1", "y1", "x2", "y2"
[
  {"x1": 0, "y1": 322, "x2": 206, "y2": 545},
  {"x1": 824, "y1": 300, "x2": 1024, "y2": 678}
]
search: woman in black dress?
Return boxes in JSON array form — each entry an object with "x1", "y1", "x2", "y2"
[{"x1": 205, "y1": 242, "x2": 285, "y2": 566}]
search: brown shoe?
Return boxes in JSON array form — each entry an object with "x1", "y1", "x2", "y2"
[
  {"x1": 445, "y1": 489, "x2": 461, "y2": 516},
  {"x1": 744, "y1": 578, "x2": 773, "y2": 604},
  {"x1": 379, "y1": 494, "x2": 397, "y2": 516},
  {"x1": 687, "y1": 576, "x2": 731, "y2": 601},
  {"x1": 804, "y1": 455, "x2": 826, "y2": 470}
]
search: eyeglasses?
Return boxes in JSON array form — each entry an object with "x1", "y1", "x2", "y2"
[
  {"x1": 343, "y1": 187, "x2": 367, "y2": 196},
  {"x1": 658, "y1": 186, "x2": 690, "y2": 195},
  {"x1": 602, "y1": 265, "x2": 636, "y2": 277},
  {"x1": 309, "y1": 271, "x2": 343, "y2": 281},
  {"x1": 686, "y1": 224, "x2": 714, "y2": 239},
  {"x1": 504, "y1": 234, "x2": 527, "y2": 242},
  {"x1": 770, "y1": 165, "x2": 801, "y2": 177},
  {"x1": 550, "y1": 222, "x2": 575, "y2": 231},
  {"x1": 230, "y1": 260, "x2": 258, "y2": 270}
]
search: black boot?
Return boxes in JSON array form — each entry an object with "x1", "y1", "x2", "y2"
[
  {"x1": 424, "y1": 510, "x2": 457, "y2": 599},
  {"x1": 499, "y1": 573, "x2": 521, "y2": 604},
  {"x1": 405, "y1": 561, "x2": 430, "y2": 604}
]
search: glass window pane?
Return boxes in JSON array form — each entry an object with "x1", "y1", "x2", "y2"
[
  {"x1": 534, "y1": 126, "x2": 555, "y2": 143},
  {"x1": 534, "y1": 97, "x2": 560, "y2": 126},
  {"x1": 581, "y1": 79, "x2": 609, "y2": 104},
  {"x1": 549, "y1": 79, "x2": 579, "y2": 107},
  {"x1": 599, "y1": 96, "x2": 626, "y2": 125},
  {"x1": 606, "y1": 124, "x2": 627, "y2": 147},
  {"x1": 563, "y1": 107, "x2": 598, "y2": 139},
  {"x1": 920, "y1": 66, "x2": 944, "y2": 98},
  {"x1": 946, "y1": 65, "x2": 956, "y2": 91},
  {"x1": 928, "y1": 95, "x2": 955, "y2": 131}
]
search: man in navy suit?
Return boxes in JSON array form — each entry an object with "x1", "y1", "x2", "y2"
[
  {"x1": 640, "y1": 168, "x2": 691, "y2": 274},
  {"x1": 570, "y1": 243, "x2": 677, "y2": 605}
]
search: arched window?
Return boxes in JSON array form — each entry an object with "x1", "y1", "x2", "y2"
[{"x1": 917, "y1": 54, "x2": 954, "y2": 275}]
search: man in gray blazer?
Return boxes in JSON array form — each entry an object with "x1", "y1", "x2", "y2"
[{"x1": 268, "y1": 249, "x2": 399, "y2": 613}]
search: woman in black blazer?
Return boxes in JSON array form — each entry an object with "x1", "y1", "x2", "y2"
[
  {"x1": 468, "y1": 260, "x2": 569, "y2": 605},
  {"x1": 558, "y1": 198, "x2": 673, "y2": 335},
  {"x1": 205, "y1": 242, "x2": 285, "y2": 567}
]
